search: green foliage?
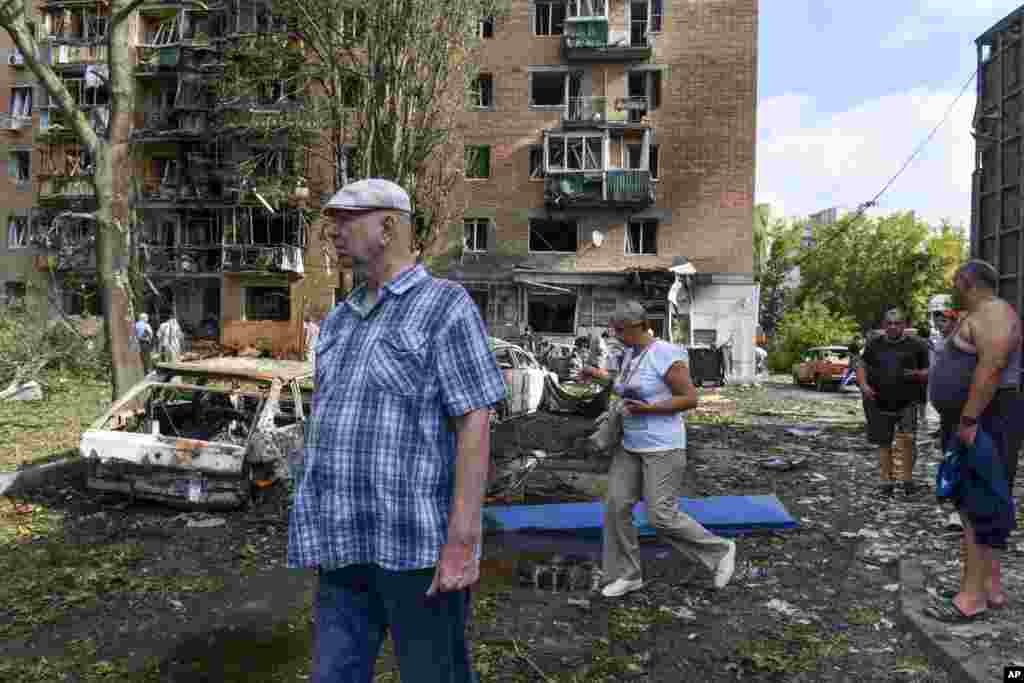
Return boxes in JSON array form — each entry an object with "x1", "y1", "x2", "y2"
[
  {"x1": 770, "y1": 301, "x2": 857, "y2": 370},
  {"x1": 796, "y1": 212, "x2": 963, "y2": 332},
  {"x1": 755, "y1": 206, "x2": 802, "y2": 338},
  {"x1": 0, "y1": 303, "x2": 109, "y2": 388}
]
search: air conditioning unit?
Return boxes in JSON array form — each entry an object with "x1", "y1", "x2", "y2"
[
  {"x1": 590, "y1": 110, "x2": 606, "y2": 123},
  {"x1": 8, "y1": 51, "x2": 24, "y2": 66}
]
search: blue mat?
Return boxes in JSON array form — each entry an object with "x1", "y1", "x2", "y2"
[{"x1": 483, "y1": 495, "x2": 797, "y2": 538}]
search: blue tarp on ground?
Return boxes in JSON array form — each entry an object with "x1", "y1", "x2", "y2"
[{"x1": 483, "y1": 495, "x2": 797, "y2": 538}]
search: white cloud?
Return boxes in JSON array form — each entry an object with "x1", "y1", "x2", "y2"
[
  {"x1": 755, "y1": 87, "x2": 975, "y2": 228},
  {"x1": 880, "y1": 2, "x2": 1016, "y2": 49}
]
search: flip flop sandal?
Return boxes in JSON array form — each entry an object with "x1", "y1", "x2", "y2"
[
  {"x1": 925, "y1": 598, "x2": 987, "y2": 623},
  {"x1": 988, "y1": 597, "x2": 1009, "y2": 610}
]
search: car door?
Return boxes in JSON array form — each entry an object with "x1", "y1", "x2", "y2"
[
  {"x1": 513, "y1": 348, "x2": 547, "y2": 414},
  {"x1": 494, "y1": 346, "x2": 525, "y2": 418}
]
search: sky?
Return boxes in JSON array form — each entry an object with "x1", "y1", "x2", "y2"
[{"x1": 756, "y1": 1, "x2": 1022, "y2": 228}]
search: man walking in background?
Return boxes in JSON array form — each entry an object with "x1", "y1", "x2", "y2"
[
  {"x1": 135, "y1": 313, "x2": 154, "y2": 373},
  {"x1": 156, "y1": 311, "x2": 184, "y2": 364},
  {"x1": 857, "y1": 307, "x2": 930, "y2": 498}
]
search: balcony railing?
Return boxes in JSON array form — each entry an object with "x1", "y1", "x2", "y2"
[
  {"x1": 562, "y1": 17, "x2": 653, "y2": 61},
  {"x1": 39, "y1": 175, "x2": 95, "y2": 201},
  {"x1": 142, "y1": 244, "x2": 305, "y2": 275},
  {"x1": 544, "y1": 169, "x2": 653, "y2": 207},
  {"x1": 564, "y1": 96, "x2": 648, "y2": 125}
]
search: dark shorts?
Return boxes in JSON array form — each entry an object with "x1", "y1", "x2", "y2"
[{"x1": 864, "y1": 400, "x2": 919, "y2": 446}]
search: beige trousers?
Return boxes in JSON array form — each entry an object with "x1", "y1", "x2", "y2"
[{"x1": 602, "y1": 445, "x2": 732, "y2": 582}]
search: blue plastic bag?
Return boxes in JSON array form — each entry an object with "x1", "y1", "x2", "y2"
[{"x1": 935, "y1": 440, "x2": 963, "y2": 501}]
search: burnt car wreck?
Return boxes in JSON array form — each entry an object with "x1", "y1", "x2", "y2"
[{"x1": 82, "y1": 359, "x2": 311, "y2": 509}]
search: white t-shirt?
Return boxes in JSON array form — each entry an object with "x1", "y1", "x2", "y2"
[{"x1": 614, "y1": 341, "x2": 689, "y2": 452}]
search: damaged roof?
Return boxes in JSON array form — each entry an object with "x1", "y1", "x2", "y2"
[{"x1": 156, "y1": 358, "x2": 313, "y2": 382}]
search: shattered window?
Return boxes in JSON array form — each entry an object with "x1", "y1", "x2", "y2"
[{"x1": 244, "y1": 285, "x2": 290, "y2": 321}]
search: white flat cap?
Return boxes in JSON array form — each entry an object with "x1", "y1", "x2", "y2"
[{"x1": 323, "y1": 178, "x2": 412, "y2": 214}]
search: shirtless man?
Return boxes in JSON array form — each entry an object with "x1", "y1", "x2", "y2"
[{"x1": 927, "y1": 259, "x2": 1022, "y2": 622}]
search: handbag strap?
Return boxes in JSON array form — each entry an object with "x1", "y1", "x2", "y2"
[{"x1": 620, "y1": 343, "x2": 654, "y2": 386}]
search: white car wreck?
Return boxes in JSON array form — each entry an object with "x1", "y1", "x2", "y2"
[
  {"x1": 490, "y1": 338, "x2": 552, "y2": 421},
  {"x1": 82, "y1": 358, "x2": 312, "y2": 509}
]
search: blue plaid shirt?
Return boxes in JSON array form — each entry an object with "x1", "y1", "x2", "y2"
[{"x1": 287, "y1": 265, "x2": 506, "y2": 570}]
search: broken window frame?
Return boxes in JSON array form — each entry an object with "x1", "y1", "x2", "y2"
[
  {"x1": 529, "y1": 70, "x2": 569, "y2": 108},
  {"x1": 470, "y1": 73, "x2": 494, "y2": 109},
  {"x1": 534, "y1": 1, "x2": 567, "y2": 36},
  {"x1": 546, "y1": 133, "x2": 604, "y2": 172},
  {"x1": 9, "y1": 150, "x2": 30, "y2": 184},
  {"x1": 528, "y1": 145, "x2": 545, "y2": 180},
  {"x1": 528, "y1": 218, "x2": 578, "y2": 253},
  {"x1": 625, "y1": 219, "x2": 657, "y2": 255},
  {"x1": 243, "y1": 285, "x2": 291, "y2": 322},
  {"x1": 463, "y1": 218, "x2": 489, "y2": 252},
  {"x1": 7, "y1": 216, "x2": 29, "y2": 249},
  {"x1": 479, "y1": 16, "x2": 495, "y2": 38},
  {"x1": 567, "y1": 0, "x2": 607, "y2": 18},
  {"x1": 9, "y1": 86, "x2": 32, "y2": 118},
  {"x1": 465, "y1": 145, "x2": 491, "y2": 179}
]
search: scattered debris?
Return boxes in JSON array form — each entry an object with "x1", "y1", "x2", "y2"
[
  {"x1": 659, "y1": 605, "x2": 697, "y2": 621},
  {"x1": 0, "y1": 380, "x2": 43, "y2": 401},
  {"x1": 764, "y1": 598, "x2": 814, "y2": 624},
  {"x1": 187, "y1": 516, "x2": 226, "y2": 529}
]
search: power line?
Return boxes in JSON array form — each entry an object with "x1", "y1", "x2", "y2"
[{"x1": 794, "y1": 66, "x2": 979, "y2": 265}]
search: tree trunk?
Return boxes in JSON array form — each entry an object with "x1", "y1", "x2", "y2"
[{"x1": 98, "y1": 0, "x2": 144, "y2": 399}]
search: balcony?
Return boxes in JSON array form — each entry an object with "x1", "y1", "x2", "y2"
[
  {"x1": 0, "y1": 113, "x2": 32, "y2": 131},
  {"x1": 142, "y1": 244, "x2": 304, "y2": 276},
  {"x1": 38, "y1": 175, "x2": 96, "y2": 206},
  {"x1": 564, "y1": 96, "x2": 650, "y2": 127},
  {"x1": 561, "y1": 17, "x2": 652, "y2": 62},
  {"x1": 544, "y1": 170, "x2": 653, "y2": 208}
]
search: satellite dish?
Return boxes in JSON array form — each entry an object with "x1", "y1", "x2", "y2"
[{"x1": 591, "y1": 229, "x2": 605, "y2": 247}]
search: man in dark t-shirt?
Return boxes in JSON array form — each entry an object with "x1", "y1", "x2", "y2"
[{"x1": 856, "y1": 307, "x2": 930, "y2": 497}]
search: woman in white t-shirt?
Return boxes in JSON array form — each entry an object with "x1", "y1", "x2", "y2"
[{"x1": 580, "y1": 301, "x2": 737, "y2": 598}]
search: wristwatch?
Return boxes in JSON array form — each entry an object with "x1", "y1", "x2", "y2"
[{"x1": 960, "y1": 415, "x2": 978, "y2": 428}]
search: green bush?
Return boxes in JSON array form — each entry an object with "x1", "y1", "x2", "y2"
[
  {"x1": 767, "y1": 349, "x2": 798, "y2": 374},
  {"x1": 770, "y1": 301, "x2": 857, "y2": 368},
  {"x1": 0, "y1": 305, "x2": 109, "y2": 388}
]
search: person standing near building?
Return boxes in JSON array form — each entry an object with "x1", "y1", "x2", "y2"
[
  {"x1": 856, "y1": 307, "x2": 930, "y2": 498},
  {"x1": 927, "y1": 260, "x2": 1021, "y2": 622},
  {"x1": 156, "y1": 311, "x2": 184, "y2": 364},
  {"x1": 288, "y1": 179, "x2": 506, "y2": 682},
  {"x1": 580, "y1": 301, "x2": 736, "y2": 598},
  {"x1": 135, "y1": 313, "x2": 154, "y2": 373}
]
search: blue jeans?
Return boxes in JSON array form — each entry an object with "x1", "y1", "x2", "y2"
[{"x1": 313, "y1": 563, "x2": 476, "y2": 683}]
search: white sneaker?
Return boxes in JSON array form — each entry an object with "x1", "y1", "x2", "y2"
[
  {"x1": 713, "y1": 541, "x2": 737, "y2": 589},
  {"x1": 600, "y1": 577, "x2": 644, "y2": 598}
]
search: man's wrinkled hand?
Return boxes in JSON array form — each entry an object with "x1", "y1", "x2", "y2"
[{"x1": 425, "y1": 539, "x2": 479, "y2": 597}]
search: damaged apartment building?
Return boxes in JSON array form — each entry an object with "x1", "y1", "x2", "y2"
[
  {"x1": 0, "y1": 0, "x2": 335, "y2": 353},
  {"x1": 0, "y1": 0, "x2": 757, "y2": 377},
  {"x1": 431, "y1": 0, "x2": 759, "y2": 380}
]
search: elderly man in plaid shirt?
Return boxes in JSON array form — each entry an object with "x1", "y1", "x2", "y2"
[{"x1": 289, "y1": 179, "x2": 506, "y2": 683}]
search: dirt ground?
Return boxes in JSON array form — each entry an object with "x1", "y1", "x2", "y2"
[{"x1": 3, "y1": 376, "x2": 1014, "y2": 681}]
